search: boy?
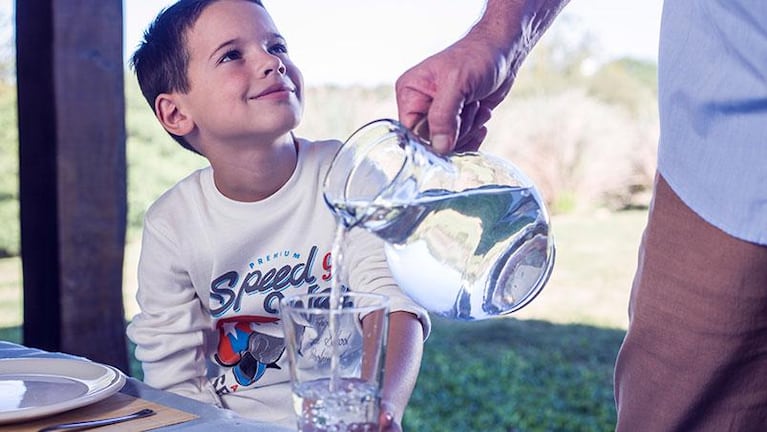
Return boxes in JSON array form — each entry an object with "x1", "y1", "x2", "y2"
[{"x1": 126, "y1": 0, "x2": 430, "y2": 429}]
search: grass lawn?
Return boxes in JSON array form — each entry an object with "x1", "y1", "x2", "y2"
[
  {"x1": 0, "y1": 210, "x2": 646, "y2": 431},
  {"x1": 407, "y1": 318, "x2": 624, "y2": 431}
]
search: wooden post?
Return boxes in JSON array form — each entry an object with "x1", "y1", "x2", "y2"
[
  {"x1": 17, "y1": 0, "x2": 129, "y2": 372},
  {"x1": 17, "y1": 0, "x2": 60, "y2": 353}
]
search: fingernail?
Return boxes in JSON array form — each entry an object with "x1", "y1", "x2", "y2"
[{"x1": 430, "y1": 134, "x2": 452, "y2": 153}]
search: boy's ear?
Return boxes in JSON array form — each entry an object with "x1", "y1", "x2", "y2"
[{"x1": 155, "y1": 93, "x2": 194, "y2": 137}]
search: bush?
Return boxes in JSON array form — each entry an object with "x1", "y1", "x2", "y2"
[
  {"x1": 0, "y1": 84, "x2": 18, "y2": 257},
  {"x1": 296, "y1": 84, "x2": 397, "y2": 141},
  {"x1": 482, "y1": 89, "x2": 658, "y2": 213}
]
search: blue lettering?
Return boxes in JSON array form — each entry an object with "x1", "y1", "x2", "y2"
[
  {"x1": 210, "y1": 272, "x2": 239, "y2": 316},
  {"x1": 211, "y1": 246, "x2": 324, "y2": 315},
  {"x1": 264, "y1": 292, "x2": 283, "y2": 314}
]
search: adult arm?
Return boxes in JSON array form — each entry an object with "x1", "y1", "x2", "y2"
[{"x1": 396, "y1": 0, "x2": 571, "y2": 153}]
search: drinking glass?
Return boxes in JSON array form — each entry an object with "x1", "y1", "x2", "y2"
[{"x1": 280, "y1": 292, "x2": 389, "y2": 432}]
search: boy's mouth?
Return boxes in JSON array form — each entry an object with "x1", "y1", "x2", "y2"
[{"x1": 252, "y1": 82, "x2": 295, "y2": 99}]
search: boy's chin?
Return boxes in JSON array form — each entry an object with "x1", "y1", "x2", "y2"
[{"x1": 263, "y1": 114, "x2": 301, "y2": 136}]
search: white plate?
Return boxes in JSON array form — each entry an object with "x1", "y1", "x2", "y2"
[{"x1": 0, "y1": 357, "x2": 126, "y2": 425}]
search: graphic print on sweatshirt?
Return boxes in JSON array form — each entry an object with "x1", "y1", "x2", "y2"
[{"x1": 209, "y1": 245, "x2": 334, "y2": 394}]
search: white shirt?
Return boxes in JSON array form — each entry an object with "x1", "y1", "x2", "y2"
[{"x1": 127, "y1": 138, "x2": 430, "y2": 427}]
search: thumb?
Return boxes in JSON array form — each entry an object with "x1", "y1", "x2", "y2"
[{"x1": 425, "y1": 91, "x2": 464, "y2": 154}]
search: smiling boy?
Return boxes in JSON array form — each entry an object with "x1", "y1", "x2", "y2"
[{"x1": 126, "y1": 1, "x2": 430, "y2": 429}]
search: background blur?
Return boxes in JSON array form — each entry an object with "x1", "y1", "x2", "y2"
[{"x1": 0, "y1": 1, "x2": 662, "y2": 430}]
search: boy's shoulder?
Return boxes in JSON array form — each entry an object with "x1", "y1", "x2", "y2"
[
  {"x1": 144, "y1": 166, "x2": 211, "y2": 221},
  {"x1": 295, "y1": 137, "x2": 344, "y2": 175},
  {"x1": 296, "y1": 137, "x2": 342, "y2": 159}
]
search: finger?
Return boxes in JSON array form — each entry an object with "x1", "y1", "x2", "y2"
[
  {"x1": 458, "y1": 101, "x2": 480, "y2": 139},
  {"x1": 480, "y1": 74, "x2": 515, "y2": 111},
  {"x1": 454, "y1": 125, "x2": 488, "y2": 153},
  {"x1": 473, "y1": 105, "x2": 492, "y2": 130},
  {"x1": 395, "y1": 75, "x2": 433, "y2": 130},
  {"x1": 455, "y1": 105, "x2": 491, "y2": 152},
  {"x1": 396, "y1": 91, "x2": 430, "y2": 131}
]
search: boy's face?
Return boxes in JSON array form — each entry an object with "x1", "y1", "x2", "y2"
[{"x1": 171, "y1": 0, "x2": 303, "y2": 149}]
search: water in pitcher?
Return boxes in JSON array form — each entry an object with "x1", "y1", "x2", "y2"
[{"x1": 330, "y1": 184, "x2": 551, "y2": 320}]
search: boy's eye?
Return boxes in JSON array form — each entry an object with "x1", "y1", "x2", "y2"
[
  {"x1": 219, "y1": 49, "x2": 242, "y2": 63},
  {"x1": 268, "y1": 43, "x2": 288, "y2": 55}
]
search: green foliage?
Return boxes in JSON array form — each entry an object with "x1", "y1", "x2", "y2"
[
  {"x1": 614, "y1": 58, "x2": 657, "y2": 90},
  {"x1": 512, "y1": 16, "x2": 597, "y2": 98},
  {"x1": 0, "y1": 9, "x2": 13, "y2": 85},
  {"x1": 551, "y1": 190, "x2": 577, "y2": 214},
  {"x1": 586, "y1": 58, "x2": 657, "y2": 114},
  {"x1": 296, "y1": 84, "x2": 397, "y2": 141},
  {"x1": 0, "y1": 325, "x2": 21, "y2": 343},
  {"x1": 0, "y1": 84, "x2": 18, "y2": 257},
  {"x1": 404, "y1": 318, "x2": 624, "y2": 432}
]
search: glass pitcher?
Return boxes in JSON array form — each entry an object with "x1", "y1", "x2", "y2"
[{"x1": 323, "y1": 119, "x2": 555, "y2": 320}]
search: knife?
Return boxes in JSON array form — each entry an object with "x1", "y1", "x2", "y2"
[{"x1": 38, "y1": 408, "x2": 156, "y2": 431}]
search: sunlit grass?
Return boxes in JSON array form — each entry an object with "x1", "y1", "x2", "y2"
[
  {"x1": 0, "y1": 257, "x2": 21, "y2": 328},
  {"x1": 0, "y1": 210, "x2": 646, "y2": 330}
]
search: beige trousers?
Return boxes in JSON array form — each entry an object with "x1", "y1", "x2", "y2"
[{"x1": 615, "y1": 174, "x2": 767, "y2": 431}]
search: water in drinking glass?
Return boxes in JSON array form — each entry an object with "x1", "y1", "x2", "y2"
[{"x1": 292, "y1": 377, "x2": 379, "y2": 432}]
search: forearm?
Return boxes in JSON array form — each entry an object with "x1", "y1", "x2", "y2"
[
  {"x1": 474, "y1": 0, "x2": 571, "y2": 73},
  {"x1": 380, "y1": 311, "x2": 425, "y2": 423}
]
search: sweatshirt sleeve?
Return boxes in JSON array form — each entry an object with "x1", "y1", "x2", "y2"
[
  {"x1": 126, "y1": 213, "x2": 222, "y2": 406},
  {"x1": 344, "y1": 227, "x2": 432, "y2": 339}
]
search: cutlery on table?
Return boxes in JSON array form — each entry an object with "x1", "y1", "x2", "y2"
[{"x1": 38, "y1": 408, "x2": 156, "y2": 431}]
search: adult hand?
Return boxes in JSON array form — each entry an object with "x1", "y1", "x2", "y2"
[
  {"x1": 395, "y1": 27, "x2": 515, "y2": 154},
  {"x1": 396, "y1": 0, "x2": 570, "y2": 154}
]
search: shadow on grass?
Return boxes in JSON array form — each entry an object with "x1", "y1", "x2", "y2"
[
  {"x1": 405, "y1": 317, "x2": 626, "y2": 432},
  {"x1": 1, "y1": 318, "x2": 626, "y2": 432}
]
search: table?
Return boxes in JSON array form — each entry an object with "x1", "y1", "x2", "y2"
[{"x1": 0, "y1": 341, "x2": 294, "y2": 431}]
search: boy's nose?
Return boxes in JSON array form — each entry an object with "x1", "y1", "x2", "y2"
[{"x1": 262, "y1": 55, "x2": 286, "y2": 77}]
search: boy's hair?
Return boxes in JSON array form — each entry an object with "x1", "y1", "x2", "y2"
[{"x1": 130, "y1": 0, "x2": 264, "y2": 154}]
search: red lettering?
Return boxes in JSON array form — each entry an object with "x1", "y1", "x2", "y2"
[{"x1": 322, "y1": 252, "x2": 332, "y2": 281}]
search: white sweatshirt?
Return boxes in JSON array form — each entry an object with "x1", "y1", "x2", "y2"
[{"x1": 127, "y1": 138, "x2": 430, "y2": 427}]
